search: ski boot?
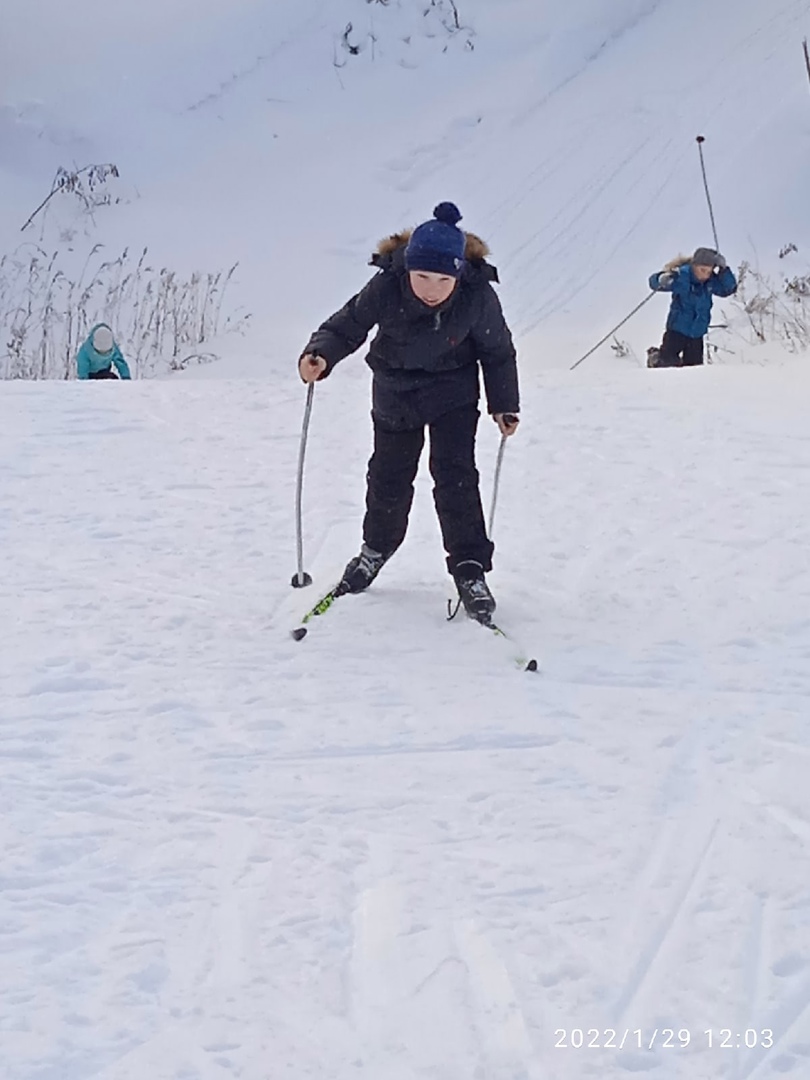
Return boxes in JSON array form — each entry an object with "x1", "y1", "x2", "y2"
[
  {"x1": 646, "y1": 346, "x2": 661, "y2": 368},
  {"x1": 338, "y1": 544, "x2": 389, "y2": 594},
  {"x1": 452, "y1": 560, "x2": 496, "y2": 622}
]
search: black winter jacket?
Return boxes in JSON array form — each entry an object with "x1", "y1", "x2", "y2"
[{"x1": 303, "y1": 230, "x2": 519, "y2": 429}]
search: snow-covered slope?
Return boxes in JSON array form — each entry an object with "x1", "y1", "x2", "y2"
[
  {"x1": 3, "y1": 0, "x2": 810, "y2": 370},
  {"x1": 3, "y1": 365, "x2": 810, "y2": 1079}
]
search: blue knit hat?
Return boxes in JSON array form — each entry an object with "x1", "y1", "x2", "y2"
[{"x1": 404, "y1": 202, "x2": 466, "y2": 277}]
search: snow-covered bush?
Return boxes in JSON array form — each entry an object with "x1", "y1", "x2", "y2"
[
  {"x1": 336, "y1": 0, "x2": 473, "y2": 66},
  {"x1": 20, "y1": 163, "x2": 123, "y2": 236},
  {"x1": 721, "y1": 245, "x2": 810, "y2": 353}
]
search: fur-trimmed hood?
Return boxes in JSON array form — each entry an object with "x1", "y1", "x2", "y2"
[
  {"x1": 375, "y1": 228, "x2": 490, "y2": 262},
  {"x1": 370, "y1": 228, "x2": 498, "y2": 282},
  {"x1": 663, "y1": 254, "x2": 692, "y2": 272}
]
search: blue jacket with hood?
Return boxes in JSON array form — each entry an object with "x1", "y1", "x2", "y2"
[
  {"x1": 649, "y1": 262, "x2": 737, "y2": 339},
  {"x1": 76, "y1": 323, "x2": 132, "y2": 379}
]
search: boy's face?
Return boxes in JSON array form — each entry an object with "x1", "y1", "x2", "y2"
[
  {"x1": 692, "y1": 264, "x2": 714, "y2": 283},
  {"x1": 408, "y1": 270, "x2": 457, "y2": 307}
]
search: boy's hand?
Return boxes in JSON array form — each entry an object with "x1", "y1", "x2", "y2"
[
  {"x1": 657, "y1": 270, "x2": 675, "y2": 287},
  {"x1": 299, "y1": 353, "x2": 327, "y2": 383},
  {"x1": 494, "y1": 413, "x2": 520, "y2": 437},
  {"x1": 714, "y1": 253, "x2": 727, "y2": 270}
]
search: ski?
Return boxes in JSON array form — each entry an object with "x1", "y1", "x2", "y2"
[
  {"x1": 293, "y1": 586, "x2": 538, "y2": 673},
  {"x1": 290, "y1": 582, "x2": 349, "y2": 640},
  {"x1": 447, "y1": 597, "x2": 538, "y2": 672},
  {"x1": 470, "y1": 615, "x2": 538, "y2": 672}
]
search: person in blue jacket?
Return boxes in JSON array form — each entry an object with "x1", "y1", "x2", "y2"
[
  {"x1": 647, "y1": 247, "x2": 737, "y2": 367},
  {"x1": 76, "y1": 323, "x2": 131, "y2": 380}
]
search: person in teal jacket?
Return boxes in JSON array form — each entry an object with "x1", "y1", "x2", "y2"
[
  {"x1": 76, "y1": 324, "x2": 132, "y2": 380},
  {"x1": 647, "y1": 247, "x2": 737, "y2": 367}
]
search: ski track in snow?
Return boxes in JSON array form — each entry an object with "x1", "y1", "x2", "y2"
[{"x1": 2, "y1": 363, "x2": 810, "y2": 1080}]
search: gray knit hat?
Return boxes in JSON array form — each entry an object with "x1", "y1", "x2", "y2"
[
  {"x1": 92, "y1": 325, "x2": 114, "y2": 353},
  {"x1": 692, "y1": 247, "x2": 718, "y2": 268}
]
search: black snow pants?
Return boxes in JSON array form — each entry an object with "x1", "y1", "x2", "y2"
[
  {"x1": 363, "y1": 403, "x2": 494, "y2": 575},
  {"x1": 658, "y1": 329, "x2": 704, "y2": 367}
]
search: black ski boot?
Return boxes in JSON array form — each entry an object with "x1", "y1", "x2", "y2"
[
  {"x1": 453, "y1": 560, "x2": 496, "y2": 622},
  {"x1": 338, "y1": 544, "x2": 389, "y2": 594},
  {"x1": 647, "y1": 346, "x2": 661, "y2": 368}
]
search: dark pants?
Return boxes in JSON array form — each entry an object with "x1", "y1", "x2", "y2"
[
  {"x1": 658, "y1": 329, "x2": 704, "y2": 367},
  {"x1": 363, "y1": 404, "x2": 494, "y2": 575},
  {"x1": 88, "y1": 367, "x2": 119, "y2": 380}
]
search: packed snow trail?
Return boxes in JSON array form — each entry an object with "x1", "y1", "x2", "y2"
[{"x1": 2, "y1": 366, "x2": 810, "y2": 1079}]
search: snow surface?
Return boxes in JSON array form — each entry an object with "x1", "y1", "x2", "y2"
[
  {"x1": 3, "y1": 1, "x2": 810, "y2": 1078},
  {"x1": 3, "y1": 365, "x2": 810, "y2": 1079}
]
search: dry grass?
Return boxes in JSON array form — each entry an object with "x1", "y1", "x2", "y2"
[
  {"x1": 1, "y1": 244, "x2": 250, "y2": 380},
  {"x1": 721, "y1": 246, "x2": 810, "y2": 353}
]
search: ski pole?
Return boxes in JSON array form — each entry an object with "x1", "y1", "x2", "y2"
[
  {"x1": 291, "y1": 382, "x2": 315, "y2": 588},
  {"x1": 696, "y1": 135, "x2": 720, "y2": 252},
  {"x1": 569, "y1": 293, "x2": 655, "y2": 371},
  {"x1": 487, "y1": 422, "x2": 513, "y2": 538},
  {"x1": 488, "y1": 434, "x2": 506, "y2": 538}
]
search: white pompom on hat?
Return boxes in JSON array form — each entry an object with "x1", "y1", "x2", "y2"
[{"x1": 92, "y1": 326, "x2": 114, "y2": 353}]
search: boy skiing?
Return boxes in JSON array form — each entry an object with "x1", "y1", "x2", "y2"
[
  {"x1": 647, "y1": 247, "x2": 737, "y2": 367},
  {"x1": 76, "y1": 323, "x2": 131, "y2": 380},
  {"x1": 298, "y1": 202, "x2": 519, "y2": 620}
]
